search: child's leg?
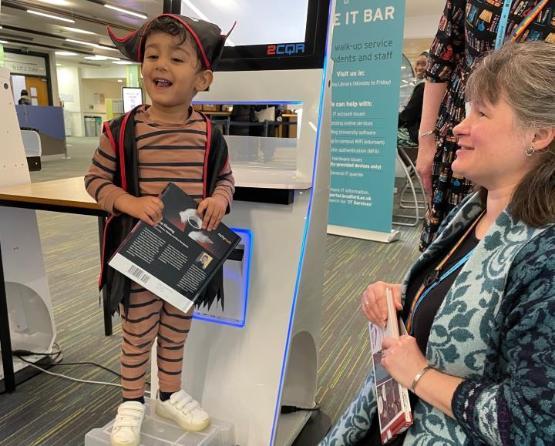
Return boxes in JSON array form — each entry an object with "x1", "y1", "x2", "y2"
[
  {"x1": 120, "y1": 288, "x2": 163, "y2": 400},
  {"x1": 156, "y1": 301, "x2": 193, "y2": 394}
]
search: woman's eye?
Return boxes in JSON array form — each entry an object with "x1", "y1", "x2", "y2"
[
  {"x1": 172, "y1": 58, "x2": 184, "y2": 63},
  {"x1": 146, "y1": 55, "x2": 158, "y2": 60}
]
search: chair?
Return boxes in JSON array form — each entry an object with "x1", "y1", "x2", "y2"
[
  {"x1": 392, "y1": 145, "x2": 427, "y2": 227},
  {"x1": 20, "y1": 128, "x2": 42, "y2": 171}
]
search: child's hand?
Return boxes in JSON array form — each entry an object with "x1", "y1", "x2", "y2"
[
  {"x1": 197, "y1": 195, "x2": 227, "y2": 231},
  {"x1": 115, "y1": 195, "x2": 164, "y2": 226}
]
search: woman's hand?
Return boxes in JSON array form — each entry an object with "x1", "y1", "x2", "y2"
[
  {"x1": 381, "y1": 335, "x2": 428, "y2": 389},
  {"x1": 361, "y1": 282, "x2": 402, "y2": 327},
  {"x1": 416, "y1": 136, "x2": 436, "y2": 202}
]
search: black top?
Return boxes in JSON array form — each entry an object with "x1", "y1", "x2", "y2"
[
  {"x1": 398, "y1": 82, "x2": 424, "y2": 144},
  {"x1": 356, "y1": 228, "x2": 480, "y2": 445},
  {"x1": 402, "y1": 230, "x2": 480, "y2": 353}
]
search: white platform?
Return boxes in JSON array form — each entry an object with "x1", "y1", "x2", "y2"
[{"x1": 85, "y1": 399, "x2": 234, "y2": 446}]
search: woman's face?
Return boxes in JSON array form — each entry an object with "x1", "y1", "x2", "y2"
[
  {"x1": 414, "y1": 55, "x2": 427, "y2": 79},
  {"x1": 452, "y1": 97, "x2": 536, "y2": 191}
]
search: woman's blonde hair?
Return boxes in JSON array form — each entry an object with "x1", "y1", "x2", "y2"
[{"x1": 466, "y1": 41, "x2": 555, "y2": 226}]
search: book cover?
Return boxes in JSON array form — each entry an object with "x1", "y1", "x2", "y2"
[
  {"x1": 368, "y1": 289, "x2": 413, "y2": 444},
  {"x1": 109, "y1": 183, "x2": 240, "y2": 313}
]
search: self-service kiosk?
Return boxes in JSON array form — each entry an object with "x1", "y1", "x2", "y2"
[
  {"x1": 0, "y1": 67, "x2": 58, "y2": 392},
  {"x1": 86, "y1": 1, "x2": 335, "y2": 444},
  {"x1": 183, "y1": 3, "x2": 333, "y2": 442}
]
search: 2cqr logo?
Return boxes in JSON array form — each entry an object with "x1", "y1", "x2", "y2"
[{"x1": 266, "y1": 43, "x2": 306, "y2": 56}]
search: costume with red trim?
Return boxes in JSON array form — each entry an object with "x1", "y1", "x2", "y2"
[
  {"x1": 107, "y1": 14, "x2": 232, "y2": 70},
  {"x1": 99, "y1": 105, "x2": 231, "y2": 315}
]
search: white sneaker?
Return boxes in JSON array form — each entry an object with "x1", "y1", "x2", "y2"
[
  {"x1": 155, "y1": 390, "x2": 210, "y2": 432},
  {"x1": 111, "y1": 401, "x2": 145, "y2": 446}
]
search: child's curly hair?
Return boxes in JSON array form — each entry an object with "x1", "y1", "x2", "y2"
[{"x1": 143, "y1": 16, "x2": 205, "y2": 70}]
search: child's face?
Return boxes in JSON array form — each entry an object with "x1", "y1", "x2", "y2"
[{"x1": 142, "y1": 31, "x2": 213, "y2": 109}]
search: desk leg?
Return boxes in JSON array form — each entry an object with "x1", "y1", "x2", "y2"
[
  {"x1": 98, "y1": 217, "x2": 112, "y2": 337},
  {"x1": 0, "y1": 243, "x2": 16, "y2": 392}
]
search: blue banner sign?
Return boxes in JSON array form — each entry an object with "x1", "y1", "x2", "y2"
[{"x1": 328, "y1": 0, "x2": 406, "y2": 241}]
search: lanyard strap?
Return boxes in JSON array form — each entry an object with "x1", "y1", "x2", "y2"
[
  {"x1": 510, "y1": 0, "x2": 550, "y2": 42},
  {"x1": 496, "y1": 0, "x2": 514, "y2": 49},
  {"x1": 406, "y1": 210, "x2": 485, "y2": 334},
  {"x1": 496, "y1": 0, "x2": 550, "y2": 49},
  {"x1": 406, "y1": 250, "x2": 474, "y2": 334}
]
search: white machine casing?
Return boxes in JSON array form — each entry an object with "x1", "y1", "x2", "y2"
[{"x1": 0, "y1": 67, "x2": 57, "y2": 382}]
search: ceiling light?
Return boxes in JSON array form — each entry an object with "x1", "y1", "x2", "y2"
[
  {"x1": 38, "y1": 0, "x2": 72, "y2": 5},
  {"x1": 104, "y1": 4, "x2": 147, "y2": 20},
  {"x1": 0, "y1": 40, "x2": 9, "y2": 44},
  {"x1": 84, "y1": 55, "x2": 120, "y2": 61},
  {"x1": 55, "y1": 50, "x2": 78, "y2": 56},
  {"x1": 56, "y1": 63, "x2": 62, "y2": 66},
  {"x1": 62, "y1": 26, "x2": 96, "y2": 35},
  {"x1": 113, "y1": 60, "x2": 135, "y2": 65},
  {"x1": 98, "y1": 46, "x2": 120, "y2": 52},
  {"x1": 28, "y1": 10, "x2": 75, "y2": 23},
  {"x1": 66, "y1": 39, "x2": 119, "y2": 52},
  {"x1": 66, "y1": 38, "x2": 97, "y2": 48},
  {"x1": 117, "y1": 79, "x2": 123, "y2": 83},
  {"x1": 85, "y1": 55, "x2": 108, "y2": 61}
]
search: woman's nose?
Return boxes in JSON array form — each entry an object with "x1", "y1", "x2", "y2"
[{"x1": 453, "y1": 116, "x2": 469, "y2": 138}]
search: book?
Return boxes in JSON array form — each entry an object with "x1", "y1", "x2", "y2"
[
  {"x1": 368, "y1": 288, "x2": 413, "y2": 444},
  {"x1": 109, "y1": 182, "x2": 240, "y2": 313}
]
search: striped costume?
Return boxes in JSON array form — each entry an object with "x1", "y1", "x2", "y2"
[{"x1": 85, "y1": 104, "x2": 234, "y2": 399}]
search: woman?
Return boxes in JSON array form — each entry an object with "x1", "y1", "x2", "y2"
[
  {"x1": 321, "y1": 41, "x2": 555, "y2": 445},
  {"x1": 398, "y1": 52, "x2": 428, "y2": 152},
  {"x1": 417, "y1": 0, "x2": 554, "y2": 250}
]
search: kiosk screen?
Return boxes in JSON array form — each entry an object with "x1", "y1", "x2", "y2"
[{"x1": 181, "y1": 0, "x2": 329, "y2": 71}]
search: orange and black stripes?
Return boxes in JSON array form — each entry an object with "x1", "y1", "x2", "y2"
[
  {"x1": 84, "y1": 105, "x2": 234, "y2": 214},
  {"x1": 85, "y1": 105, "x2": 234, "y2": 400},
  {"x1": 120, "y1": 288, "x2": 193, "y2": 399}
]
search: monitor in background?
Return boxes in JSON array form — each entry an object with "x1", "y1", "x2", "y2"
[
  {"x1": 181, "y1": 0, "x2": 329, "y2": 71},
  {"x1": 122, "y1": 87, "x2": 143, "y2": 113}
]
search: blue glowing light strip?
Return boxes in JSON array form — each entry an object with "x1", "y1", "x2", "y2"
[
  {"x1": 192, "y1": 227, "x2": 253, "y2": 328},
  {"x1": 269, "y1": 1, "x2": 334, "y2": 443}
]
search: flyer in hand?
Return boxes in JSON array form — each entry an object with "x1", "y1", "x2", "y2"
[
  {"x1": 109, "y1": 183, "x2": 240, "y2": 313},
  {"x1": 368, "y1": 289, "x2": 413, "y2": 444}
]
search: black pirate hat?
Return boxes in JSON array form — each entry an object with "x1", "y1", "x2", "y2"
[{"x1": 107, "y1": 14, "x2": 233, "y2": 70}]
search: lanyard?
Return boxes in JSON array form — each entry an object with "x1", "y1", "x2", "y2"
[
  {"x1": 496, "y1": 0, "x2": 514, "y2": 49},
  {"x1": 406, "y1": 250, "x2": 474, "y2": 335},
  {"x1": 496, "y1": 0, "x2": 550, "y2": 49},
  {"x1": 406, "y1": 210, "x2": 485, "y2": 335}
]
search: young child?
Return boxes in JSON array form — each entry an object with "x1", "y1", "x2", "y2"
[{"x1": 84, "y1": 14, "x2": 234, "y2": 446}]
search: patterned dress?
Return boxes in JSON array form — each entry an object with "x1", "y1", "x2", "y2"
[{"x1": 420, "y1": 0, "x2": 554, "y2": 250}]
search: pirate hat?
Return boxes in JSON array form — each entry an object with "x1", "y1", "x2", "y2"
[{"x1": 107, "y1": 14, "x2": 233, "y2": 70}]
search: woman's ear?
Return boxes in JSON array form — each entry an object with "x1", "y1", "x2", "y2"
[
  {"x1": 532, "y1": 127, "x2": 555, "y2": 152},
  {"x1": 195, "y1": 70, "x2": 214, "y2": 93}
]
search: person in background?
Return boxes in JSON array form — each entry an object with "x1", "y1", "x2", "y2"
[
  {"x1": 85, "y1": 14, "x2": 234, "y2": 446},
  {"x1": 417, "y1": 0, "x2": 554, "y2": 251},
  {"x1": 18, "y1": 89, "x2": 31, "y2": 105},
  {"x1": 321, "y1": 41, "x2": 555, "y2": 445},
  {"x1": 412, "y1": 51, "x2": 427, "y2": 81},
  {"x1": 397, "y1": 52, "x2": 429, "y2": 156}
]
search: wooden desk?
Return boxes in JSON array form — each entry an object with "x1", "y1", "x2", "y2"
[
  {"x1": 0, "y1": 177, "x2": 110, "y2": 392},
  {"x1": 0, "y1": 176, "x2": 102, "y2": 216}
]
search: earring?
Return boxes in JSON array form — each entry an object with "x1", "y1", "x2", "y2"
[{"x1": 525, "y1": 146, "x2": 535, "y2": 157}]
